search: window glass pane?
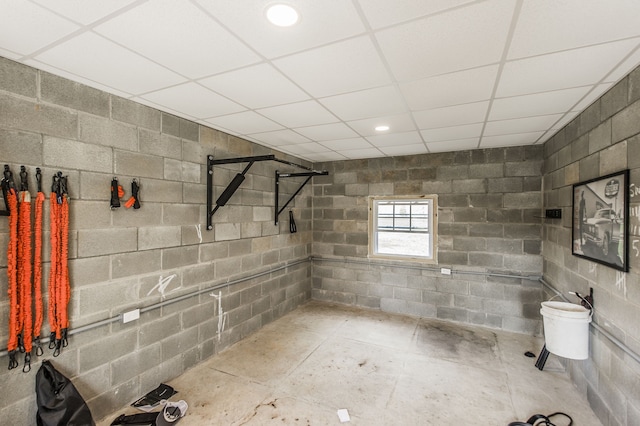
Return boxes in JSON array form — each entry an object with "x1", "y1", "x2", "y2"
[
  {"x1": 371, "y1": 197, "x2": 435, "y2": 260},
  {"x1": 377, "y1": 232, "x2": 430, "y2": 257}
]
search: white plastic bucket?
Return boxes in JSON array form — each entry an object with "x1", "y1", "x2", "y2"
[{"x1": 540, "y1": 301, "x2": 592, "y2": 360}]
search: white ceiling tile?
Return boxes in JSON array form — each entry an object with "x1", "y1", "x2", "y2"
[
  {"x1": 379, "y1": 144, "x2": 429, "y2": 157},
  {"x1": 0, "y1": 1, "x2": 79, "y2": 55},
  {"x1": 498, "y1": 39, "x2": 640, "y2": 97},
  {"x1": 302, "y1": 152, "x2": 348, "y2": 162},
  {"x1": 248, "y1": 129, "x2": 310, "y2": 147},
  {"x1": 321, "y1": 138, "x2": 373, "y2": 151},
  {"x1": 94, "y1": 1, "x2": 260, "y2": 79},
  {"x1": 484, "y1": 114, "x2": 564, "y2": 137},
  {"x1": 348, "y1": 114, "x2": 417, "y2": 136},
  {"x1": 319, "y1": 86, "x2": 406, "y2": 121},
  {"x1": 358, "y1": 0, "x2": 476, "y2": 29},
  {"x1": 142, "y1": 83, "x2": 245, "y2": 119},
  {"x1": 366, "y1": 131, "x2": 423, "y2": 147},
  {"x1": 509, "y1": 0, "x2": 640, "y2": 59},
  {"x1": 258, "y1": 100, "x2": 338, "y2": 128},
  {"x1": 294, "y1": 123, "x2": 359, "y2": 141},
  {"x1": 205, "y1": 111, "x2": 283, "y2": 134},
  {"x1": 34, "y1": 32, "x2": 185, "y2": 94},
  {"x1": 427, "y1": 138, "x2": 479, "y2": 153},
  {"x1": 376, "y1": 1, "x2": 515, "y2": 81},
  {"x1": 199, "y1": 63, "x2": 309, "y2": 109},
  {"x1": 480, "y1": 132, "x2": 545, "y2": 148},
  {"x1": 195, "y1": 0, "x2": 365, "y2": 58},
  {"x1": 400, "y1": 65, "x2": 498, "y2": 110},
  {"x1": 489, "y1": 87, "x2": 590, "y2": 121},
  {"x1": 605, "y1": 44, "x2": 640, "y2": 82},
  {"x1": 273, "y1": 36, "x2": 391, "y2": 98},
  {"x1": 413, "y1": 101, "x2": 489, "y2": 129},
  {"x1": 279, "y1": 143, "x2": 333, "y2": 155},
  {"x1": 420, "y1": 123, "x2": 484, "y2": 142},
  {"x1": 340, "y1": 148, "x2": 384, "y2": 159},
  {"x1": 32, "y1": 0, "x2": 138, "y2": 25}
]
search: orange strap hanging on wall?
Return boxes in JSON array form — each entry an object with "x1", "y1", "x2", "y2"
[
  {"x1": 17, "y1": 166, "x2": 34, "y2": 372},
  {"x1": 18, "y1": 189, "x2": 33, "y2": 372},
  {"x1": 48, "y1": 172, "x2": 70, "y2": 357},
  {"x1": 5, "y1": 186, "x2": 19, "y2": 370},
  {"x1": 33, "y1": 168, "x2": 45, "y2": 357}
]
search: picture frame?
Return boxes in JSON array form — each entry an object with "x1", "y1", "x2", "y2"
[{"x1": 572, "y1": 169, "x2": 629, "y2": 272}]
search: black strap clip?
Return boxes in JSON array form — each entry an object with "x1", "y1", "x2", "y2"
[
  {"x1": 22, "y1": 352, "x2": 31, "y2": 373},
  {"x1": 7, "y1": 350, "x2": 18, "y2": 370}
]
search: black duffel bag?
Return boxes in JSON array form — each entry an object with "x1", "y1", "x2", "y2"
[{"x1": 36, "y1": 359, "x2": 95, "y2": 426}]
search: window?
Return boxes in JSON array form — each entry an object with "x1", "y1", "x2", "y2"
[{"x1": 369, "y1": 196, "x2": 437, "y2": 262}]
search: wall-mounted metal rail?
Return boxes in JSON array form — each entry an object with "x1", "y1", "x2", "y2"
[{"x1": 206, "y1": 155, "x2": 328, "y2": 230}]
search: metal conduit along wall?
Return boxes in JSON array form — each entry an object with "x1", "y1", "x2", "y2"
[
  {"x1": 0, "y1": 258, "x2": 311, "y2": 359},
  {"x1": 539, "y1": 278, "x2": 640, "y2": 366},
  {"x1": 311, "y1": 256, "x2": 542, "y2": 281}
]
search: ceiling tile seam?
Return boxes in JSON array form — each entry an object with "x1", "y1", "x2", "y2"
[
  {"x1": 531, "y1": 40, "x2": 640, "y2": 146},
  {"x1": 350, "y1": 0, "x2": 426, "y2": 151},
  {"x1": 143, "y1": 79, "x2": 257, "y2": 119},
  {"x1": 19, "y1": 0, "x2": 149, "y2": 61},
  {"x1": 505, "y1": 34, "x2": 640, "y2": 63},
  {"x1": 478, "y1": 0, "x2": 524, "y2": 149},
  {"x1": 354, "y1": 0, "x2": 492, "y2": 34},
  {"x1": 133, "y1": 95, "x2": 210, "y2": 126}
]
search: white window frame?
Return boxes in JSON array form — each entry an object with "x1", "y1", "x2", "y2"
[{"x1": 368, "y1": 195, "x2": 438, "y2": 263}]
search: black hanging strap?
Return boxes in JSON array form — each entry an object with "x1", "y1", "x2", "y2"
[{"x1": 289, "y1": 210, "x2": 297, "y2": 233}]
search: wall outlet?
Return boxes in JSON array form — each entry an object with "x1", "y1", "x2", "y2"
[
  {"x1": 122, "y1": 309, "x2": 140, "y2": 323},
  {"x1": 440, "y1": 268, "x2": 452, "y2": 275},
  {"x1": 545, "y1": 209, "x2": 562, "y2": 219}
]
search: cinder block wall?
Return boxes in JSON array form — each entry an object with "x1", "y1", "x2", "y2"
[
  {"x1": 311, "y1": 147, "x2": 545, "y2": 335},
  {"x1": 542, "y1": 65, "x2": 640, "y2": 425},
  {"x1": 0, "y1": 57, "x2": 313, "y2": 423}
]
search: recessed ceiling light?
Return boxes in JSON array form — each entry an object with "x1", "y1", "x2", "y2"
[
  {"x1": 266, "y1": 4, "x2": 299, "y2": 27},
  {"x1": 375, "y1": 125, "x2": 390, "y2": 132}
]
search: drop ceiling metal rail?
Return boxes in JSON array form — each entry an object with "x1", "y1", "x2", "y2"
[{"x1": 0, "y1": 258, "x2": 311, "y2": 359}]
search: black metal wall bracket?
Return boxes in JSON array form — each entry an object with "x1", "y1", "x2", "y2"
[
  {"x1": 206, "y1": 155, "x2": 328, "y2": 230},
  {"x1": 275, "y1": 170, "x2": 328, "y2": 225}
]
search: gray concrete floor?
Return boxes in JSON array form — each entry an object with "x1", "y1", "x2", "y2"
[{"x1": 99, "y1": 301, "x2": 601, "y2": 425}]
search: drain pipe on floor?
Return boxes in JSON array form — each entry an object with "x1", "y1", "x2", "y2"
[{"x1": 539, "y1": 277, "x2": 640, "y2": 366}]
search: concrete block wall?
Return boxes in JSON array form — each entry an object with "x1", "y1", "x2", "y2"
[
  {"x1": 542, "y1": 64, "x2": 640, "y2": 426},
  {"x1": 0, "y1": 57, "x2": 313, "y2": 423},
  {"x1": 311, "y1": 146, "x2": 544, "y2": 335}
]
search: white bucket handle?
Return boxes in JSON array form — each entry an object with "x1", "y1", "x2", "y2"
[{"x1": 544, "y1": 294, "x2": 594, "y2": 320}]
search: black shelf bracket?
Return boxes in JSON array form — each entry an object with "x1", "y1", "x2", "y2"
[
  {"x1": 275, "y1": 170, "x2": 328, "y2": 225},
  {"x1": 206, "y1": 155, "x2": 328, "y2": 230}
]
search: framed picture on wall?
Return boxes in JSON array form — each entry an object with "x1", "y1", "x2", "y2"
[{"x1": 572, "y1": 169, "x2": 629, "y2": 272}]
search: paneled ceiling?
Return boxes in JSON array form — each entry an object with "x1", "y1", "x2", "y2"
[{"x1": 2, "y1": 0, "x2": 640, "y2": 162}]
